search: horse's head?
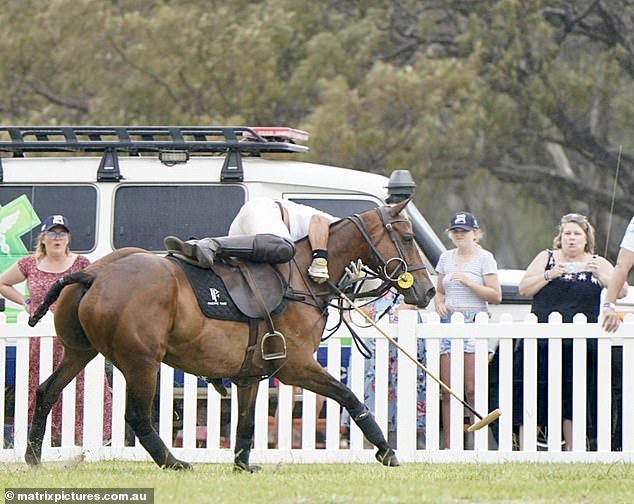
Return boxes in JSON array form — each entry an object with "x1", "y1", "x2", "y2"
[{"x1": 345, "y1": 199, "x2": 436, "y2": 308}]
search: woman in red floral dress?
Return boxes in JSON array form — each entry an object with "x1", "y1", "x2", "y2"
[{"x1": 0, "y1": 215, "x2": 112, "y2": 444}]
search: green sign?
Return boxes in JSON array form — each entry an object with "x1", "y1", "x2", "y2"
[{"x1": 0, "y1": 194, "x2": 40, "y2": 272}]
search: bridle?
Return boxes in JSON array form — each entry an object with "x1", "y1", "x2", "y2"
[
  {"x1": 346, "y1": 205, "x2": 428, "y2": 287},
  {"x1": 316, "y1": 205, "x2": 429, "y2": 357}
]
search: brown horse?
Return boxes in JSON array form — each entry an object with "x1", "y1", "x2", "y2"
[{"x1": 25, "y1": 199, "x2": 435, "y2": 471}]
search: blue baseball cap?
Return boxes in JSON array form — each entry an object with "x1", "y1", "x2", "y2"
[
  {"x1": 449, "y1": 211, "x2": 479, "y2": 231},
  {"x1": 41, "y1": 215, "x2": 70, "y2": 232}
]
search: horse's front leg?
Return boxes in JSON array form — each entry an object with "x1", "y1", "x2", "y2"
[
  {"x1": 280, "y1": 362, "x2": 399, "y2": 467},
  {"x1": 25, "y1": 347, "x2": 96, "y2": 466},
  {"x1": 233, "y1": 383, "x2": 260, "y2": 473}
]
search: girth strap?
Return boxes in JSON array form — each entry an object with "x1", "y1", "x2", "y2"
[{"x1": 233, "y1": 319, "x2": 261, "y2": 387}]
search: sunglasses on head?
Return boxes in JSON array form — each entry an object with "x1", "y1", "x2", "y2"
[
  {"x1": 46, "y1": 230, "x2": 68, "y2": 238},
  {"x1": 561, "y1": 213, "x2": 588, "y2": 224}
]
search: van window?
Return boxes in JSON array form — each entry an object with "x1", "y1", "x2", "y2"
[
  {"x1": 113, "y1": 185, "x2": 246, "y2": 250},
  {"x1": 0, "y1": 185, "x2": 97, "y2": 253},
  {"x1": 288, "y1": 198, "x2": 378, "y2": 218}
]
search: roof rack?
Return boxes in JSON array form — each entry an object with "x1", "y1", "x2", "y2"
[
  {"x1": 0, "y1": 126, "x2": 309, "y2": 182},
  {"x1": 0, "y1": 126, "x2": 308, "y2": 154}
]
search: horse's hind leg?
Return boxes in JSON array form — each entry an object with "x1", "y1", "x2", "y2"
[
  {"x1": 25, "y1": 347, "x2": 97, "y2": 466},
  {"x1": 123, "y1": 366, "x2": 190, "y2": 470},
  {"x1": 281, "y1": 362, "x2": 399, "y2": 467},
  {"x1": 233, "y1": 383, "x2": 260, "y2": 473}
]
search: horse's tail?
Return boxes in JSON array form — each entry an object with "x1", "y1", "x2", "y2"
[{"x1": 28, "y1": 271, "x2": 95, "y2": 327}]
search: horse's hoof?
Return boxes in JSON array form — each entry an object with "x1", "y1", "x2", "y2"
[
  {"x1": 233, "y1": 462, "x2": 262, "y2": 473},
  {"x1": 375, "y1": 447, "x2": 399, "y2": 467},
  {"x1": 25, "y1": 449, "x2": 41, "y2": 467},
  {"x1": 165, "y1": 460, "x2": 192, "y2": 470}
]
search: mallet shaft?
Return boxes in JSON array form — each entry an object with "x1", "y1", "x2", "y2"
[{"x1": 340, "y1": 291, "x2": 501, "y2": 432}]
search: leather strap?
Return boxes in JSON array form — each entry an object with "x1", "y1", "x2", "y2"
[
  {"x1": 238, "y1": 262, "x2": 276, "y2": 334},
  {"x1": 234, "y1": 319, "x2": 260, "y2": 387},
  {"x1": 276, "y1": 201, "x2": 290, "y2": 231}
]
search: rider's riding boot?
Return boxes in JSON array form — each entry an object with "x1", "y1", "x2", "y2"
[
  {"x1": 165, "y1": 234, "x2": 295, "y2": 267},
  {"x1": 308, "y1": 257, "x2": 329, "y2": 283},
  {"x1": 211, "y1": 234, "x2": 295, "y2": 263},
  {"x1": 163, "y1": 236, "x2": 218, "y2": 266}
]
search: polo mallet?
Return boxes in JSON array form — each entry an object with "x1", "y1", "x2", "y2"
[{"x1": 339, "y1": 289, "x2": 501, "y2": 432}]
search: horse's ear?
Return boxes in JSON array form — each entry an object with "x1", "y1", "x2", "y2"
[{"x1": 387, "y1": 198, "x2": 410, "y2": 217}]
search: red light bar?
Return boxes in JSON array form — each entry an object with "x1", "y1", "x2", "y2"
[{"x1": 247, "y1": 127, "x2": 309, "y2": 143}]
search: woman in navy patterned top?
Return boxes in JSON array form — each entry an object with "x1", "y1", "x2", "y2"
[{"x1": 513, "y1": 213, "x2": 626, "y2": 450}]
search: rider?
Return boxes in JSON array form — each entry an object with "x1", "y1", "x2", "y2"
[{"x1": 229, "y1": 197, "x2": 337, "y2": 283}]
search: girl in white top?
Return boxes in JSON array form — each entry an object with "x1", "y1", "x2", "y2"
[{"x1": 434, "y1": 211, "x2": 502, "y2": 448}]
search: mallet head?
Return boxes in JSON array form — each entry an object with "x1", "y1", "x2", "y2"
[{"x1": 467, "y1": 408, "x2": 502, "y2": 432}]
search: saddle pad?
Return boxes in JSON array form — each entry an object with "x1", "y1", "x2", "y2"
[{"x1": 168, "y1": 256, "x2": 288, "y2": 321}]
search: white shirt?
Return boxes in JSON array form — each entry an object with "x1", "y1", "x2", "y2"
[
  {"x1": 435, "y1": 248, "x2": 498, "y2": 310},
  {"x1": 620, "y1": 216, "x2": 634, "y2": 253},
  {"x1": 228, "y1": 197, "x2": 336, "y2": 240}
]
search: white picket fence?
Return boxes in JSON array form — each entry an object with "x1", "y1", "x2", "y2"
[{"x1": 1, "y1": 310, "x2": 633, "y2": 464}]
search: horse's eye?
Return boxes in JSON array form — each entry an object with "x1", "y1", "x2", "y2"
[{"x1": 402, "y1": 234, "x2": 414, "y2": 244}]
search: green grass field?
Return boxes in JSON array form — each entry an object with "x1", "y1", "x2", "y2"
[{"x1": 2, "y1": 460, "x2": 633, "y2": 503}]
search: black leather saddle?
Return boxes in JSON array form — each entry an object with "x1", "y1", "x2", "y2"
[{"x1": 167, "y1": 254, "x2": 288, "y2": 322}]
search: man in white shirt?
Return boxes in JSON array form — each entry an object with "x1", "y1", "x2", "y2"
[
  {"x1": 602, "y1": 216, "x2": 633, "y2": 332},
  {"x1": 229, "y1": 197, "x2": 337, "y2": 283}
]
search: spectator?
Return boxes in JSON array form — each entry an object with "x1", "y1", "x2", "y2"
[
  {"x1": 513, "y1": 213, "x2": 625, "y2": 450},
  {"x1": 0, "y1": 215, "x2": 112, "y2": 445},
  {"x1": 435, "y1": 211, "x2": 501, "y2": 449},
  {"x1": 602, "y1": 216, "x2": 632, "y2": 333},
  {"x1": 343, "y1": 289, "x2": 427, "y2": 449}
]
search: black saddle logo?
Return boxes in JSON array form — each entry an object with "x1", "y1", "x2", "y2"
[{"x1": 207, "y1": 287, "x2": 228, "y2": 306}]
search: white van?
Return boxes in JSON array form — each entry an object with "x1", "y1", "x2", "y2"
[
  {"x1": 0, "y1": 125, "x2": 536, "y2": 318},
  {"x1": 3, "y1": 125, "x2": 632, "y2": 320}
]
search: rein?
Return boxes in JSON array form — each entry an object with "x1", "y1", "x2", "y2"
[
  {"x1": 351, "y1": 206, "x2": 428, "y2": 279},
  {"x1": 280, "y1": 204, "x2": 428, "y2": 358}
]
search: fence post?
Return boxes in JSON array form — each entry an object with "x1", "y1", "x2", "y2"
[
  {"x1": 424, "y1": 312, "x2": 441, "y2": 451},
  {"x1": 324, "y1": 337, "x2": 342, "y2": 450},
  {"x1": 521, "y1": 312, "x2": 541, "y2": 451},
  {"x1": 158, "y1": 364, "x2": 174, "y2": 447},
  {"x1": 473, "y1": 312, "x2": 490, "y2": 450},
  {"x1": 348, "y1": 330, "x2": 367, "y2": 450},
  {"x1": 571, "y1": 314, "x2": 588, "y2": 452},
  {"x1": 448, "y1": 312, "x2": 466, "y2": 450},
  {"x1": 547, "y1": 327, "x2": 563, "y2": 452},
  {"x1": 596, "y1": 332, "x2": 612, "y2": 451},
  {"x1": 396, "y1": 309, "x2": 417, "y2": 455},
  {"x1": 622, "y1": 316, "x2": 634, "y2": 451},
  {"x1": 110, "y1": 366, "x2": 127, "y2": 448},
  {"x1": 83, "y1": 354, "x2": 105, "y2": 457},
  {"x1": 13, "y1": 336, "x2": 30, "y2": 450},
  {"x1": 496, "y1": 313, "x2": 514, "y2": 452}
]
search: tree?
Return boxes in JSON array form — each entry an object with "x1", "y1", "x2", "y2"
[{"x1": 0, "y1": 0, "x2": 631, "y2": 267}]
